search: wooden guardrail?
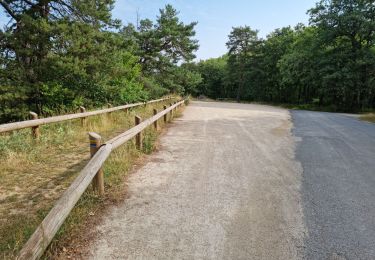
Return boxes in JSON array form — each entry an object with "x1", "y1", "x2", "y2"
[
  {"x1": 17, "y1": 100, "x2": 186, "y2": 260},
  {"x1": 0, "y1": 97, "x2": 173, "y2": 136}
]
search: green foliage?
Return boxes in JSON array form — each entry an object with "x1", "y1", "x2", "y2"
[
  {"x1": 226, "y1": 26, "x2": 260, "y2": 101},
  {"x1": 275, "y1": 25, "x2": 319, "y2": 104},
  {"x1": 141, "y1": 77, "x2": 169, "y2": 99},
  {"x1": 307, "y1": 0, "x2": 375, "y2": 110},
  {"x1": 0, "y1": 85, "x2": 29, "y2": 121},
  {"x1": 120, "y1": 4, "x2": 199, "y2": 93},
  {"x1": 0, "y1": 2, "x2": 198, "y2": 123},
  {"x1": 187, "y1": 0, "x2": 375, "y2": 112},
  {"x1": 190, "y1": 56, "x2": 227, "y2": 98},
  {"x1": 167, "y1": 65, "x2": 202, "y2": 95}
]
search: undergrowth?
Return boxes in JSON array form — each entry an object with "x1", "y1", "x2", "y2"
[
  {"x1": 360, "y1": 113, "x2": 375, "y2": 123},
  {"x1": 0, "y1": 97, "x2": 181, "y2": 259}
]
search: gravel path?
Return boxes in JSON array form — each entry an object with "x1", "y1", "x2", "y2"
[
  {"x1": 87, "y1": 101, "x2": 305, "y2": 259},
  {"x1": 86, "y1": 102, "x2": 375, "y2": 260}
]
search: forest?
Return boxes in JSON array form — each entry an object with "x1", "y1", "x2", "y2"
[
  {"x1": 0, "y1": 0, "x2": 201, "y2": 123},
  {"x1": 1, "y1": 0, "x2": 374, "y2": 124},
  {"x1": 191, "y1": 0, "x2": 375, "y2": 112}
]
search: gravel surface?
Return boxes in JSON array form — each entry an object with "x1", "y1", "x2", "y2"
[
  {"x1": 86, "y1": 103, "x2": 375, "y2": 260},
  {"x1": 87, "y1": 101, "x2": 305, "y2": 260},
  {"x1": 292, "y1": 111, "x2": 375, "y2": 260}
]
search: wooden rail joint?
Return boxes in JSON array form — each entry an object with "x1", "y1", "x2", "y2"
[
  {"x1": 29, "y1": 112, "x2": 40, "y2": 139},
  {"x1": 80, "y1": 106, "x2": 87, "y2": 126}
]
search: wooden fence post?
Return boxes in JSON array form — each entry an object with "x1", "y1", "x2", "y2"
[
  {"x1": 169, "y1": 103, "x2": 173, "y2": 120},
  {"x1": 80, "y1": 106, "x2": 86, "y2": 127},
  {"x1": 89, "y1": 132, "x2": 104, "y2": 196},
  {"x1": 135, "y1": 116, "x2": 142, "y2": 150},
  {"x1": 29, "y1": 112, "x2": 40, "y2": 139},
  {"x1": 163, "y1": 105, "x2": 167, "y2": 123},
  {"x1": 107, "y1": 103, "x2": 113, "y2": 118},
  {"x1": 153, "y1": 109, "x2": 158, "y2": 130}
]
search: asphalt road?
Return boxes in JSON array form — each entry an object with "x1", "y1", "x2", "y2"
[
  {"x1": 292, "y1": 110, "x2": 375, "y2": 259},
  {"x1": 86, "y1": 101, "x2": 375, "y2": 260}
]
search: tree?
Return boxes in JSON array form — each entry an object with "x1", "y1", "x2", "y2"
[
  {"x1": 0, "y1": 2, "x2": 199, "y2": 123},
  {"x1": 0, "y1": 0, "x2": 123, "y2": 118},
  {"x1": 168, "y1": 64, "x2": 202, "y2": 95},
  {"x1": 226, "y1": 26, "x2": 260, "y2": 101},
  {"x1": 256, "y1": 27, "x2": 295, "y2": 102},
  {"x1": 278, "y1": 26, "x2": 322, "y2": 105},
  {"x1": 192, "y1": 0, "x2": 375, "y2": 111},
  {"x1": 183, "y1": 56, "x2": 227, "y2": 98},
  {"x1": 308, "y1": 0, "x2": 375, "y2": 110},
  {"x1": 121, "y1": 4, "x2": 199, "y2": 93}
]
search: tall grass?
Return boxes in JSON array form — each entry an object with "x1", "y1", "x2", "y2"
[
  {"x1": 360, "y1": 113, "x2": 375, "y2": 123},
  {"x1": 0, "y1": 98, "x2": 180, "y2": 259}
]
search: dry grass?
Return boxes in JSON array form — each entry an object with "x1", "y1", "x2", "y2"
[
  {"x1": 360, "y1": 113, "x2": 375, "y2": 123},
  {"x1": 0, "y1": 98, "x2": 181, "y2": 259}
]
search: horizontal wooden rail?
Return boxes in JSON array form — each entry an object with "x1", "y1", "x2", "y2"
[
  {"x1": 108, "y1": 100, "x2": 184, "y2": 150},
  {"x1": 0, "y1": 97, "x2": 172, "y2": 134},
  {"x1": 17, "y1": 100, "x2": 185, "y2": 260}
]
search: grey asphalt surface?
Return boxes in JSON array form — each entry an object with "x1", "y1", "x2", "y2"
[{"x1": 292, "y1": 110, "x2": 375, "y2": 260}]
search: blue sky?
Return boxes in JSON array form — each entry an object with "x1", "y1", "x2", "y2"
[
  {"x1": 0, "y1": 0, "x2": 318, "y2": 60},
  {"x1": 113, "y1": 0, "x2": 318, "y2": 60}
]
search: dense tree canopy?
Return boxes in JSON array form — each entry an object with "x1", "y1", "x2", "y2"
[
  {"x1": 0, "y1": 2, "x2": 199, "y2": 122},
  {"x1": 191, "y1": 0, "x2": 375, "y2": 112},
  {"x1": 120, "y1": 4, "x2": 199, "y2": 95},
  {"x1": 1, "y1": 0, "x2": 374, "y2": 123},
  {"x1": 226, "y1": 26, "x2": 260, "y2": 101}
]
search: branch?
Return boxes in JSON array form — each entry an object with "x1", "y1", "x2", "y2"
[
  {"x1": 23, "y1": 0, "x2": 36, "y2": 6},
  {"x1": 0, "y1": 0, "x2": 19, "y2": 21}
]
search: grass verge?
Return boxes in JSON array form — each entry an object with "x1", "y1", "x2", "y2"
[
  {"x1": 0, "y1": 97, "x2": 182, "y2": 259},
  {"x1": 360, "y1": 113, "x2": 375, "y2": 123}
]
